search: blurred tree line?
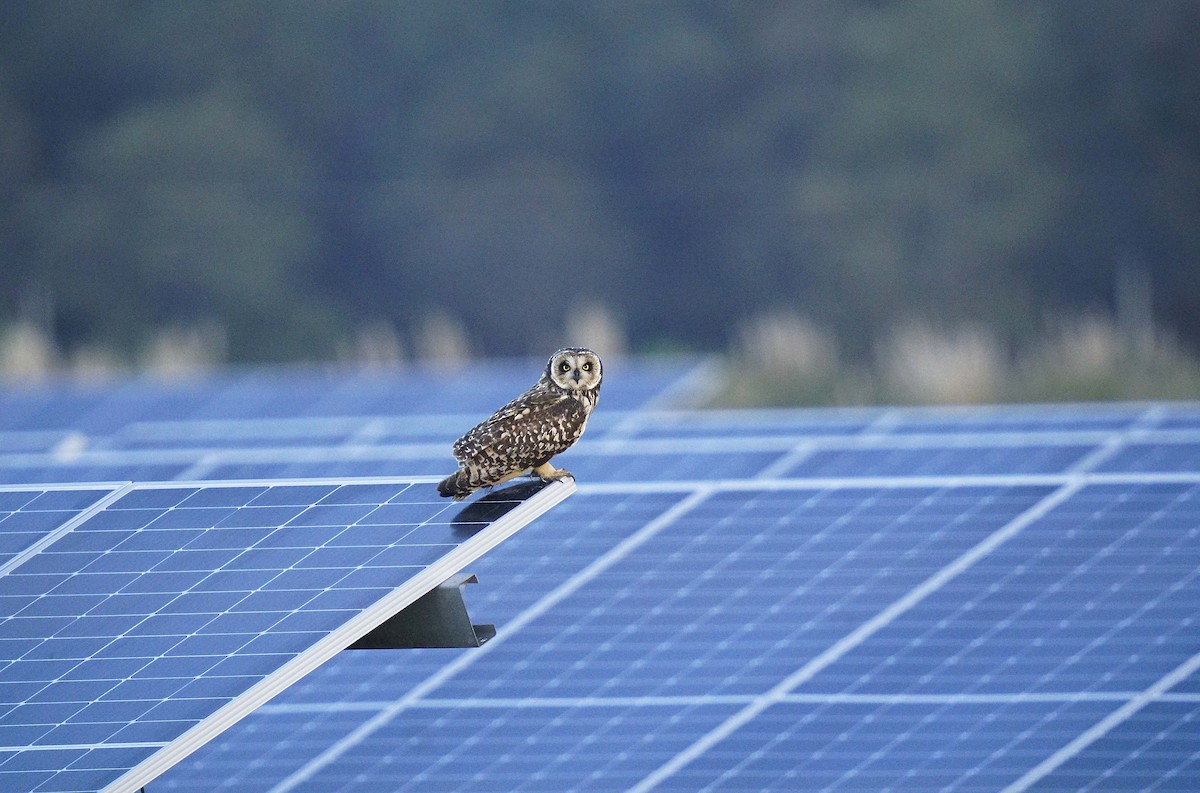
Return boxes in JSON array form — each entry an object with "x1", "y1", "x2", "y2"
[{"x1": 0, "y1": 0, "x2": 1196, "y2": 365}]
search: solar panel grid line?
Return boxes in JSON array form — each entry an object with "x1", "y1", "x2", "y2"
[
  {"x1": 172, "y1": 453, "x2": 221, "y2": 482},
  {"x1": 615, "y1": 405, "x2": 880, "y2": 438},
  {"x1": 1134, "y1": 402, "x2": 1171, "y2": 428},
  {"x1": 624, "y1": 426, "x2": 1200, "y2": 448},
  {"x1": 112, "y1": 411, "x2": 646, "y2": 449},
  {"x1": 573, "y1": 436, "x2": 802, "y2": 454},
  {"x1": 840, "y1": 429, "x2": 1134, "y2": 447},
  {"x1": 627, "y1": 401, "x2": 1198, "y2": 438},
  {"x1": 0, "y1": 482, "x2": 125, "y2": 493},
  {"x1": 160, "y1": 443, "x2": 451, "y2": 483},
  {"x1": 0, "y1": 483, "x2": 132, "y2": 579},
  {"x1": 125, "y1": 474, "x2": 446, "y2": 490},
  {"x1": 102, "y1": 476, "x2": 575, "y2": 793},
  {"x1": 108, "y1": 417, "x2": 371, "y2": 447},
  {"x1": 862, "y1": 406, "x2": 905, "y2": 434},
  {"x1": 265, "y1": 486, "x2": 716, "y2": 793},
  {"x1": 753, "y1": 440, "x2": 818, "y2": 480},
  {"x1": 6, "y1": 428, "x2": 1200, "y2": 487},
  {"x1": 98, "y1": 425, "x2": 1200, "y2": 452},
  {"x1": 23, "y1": 442, "x2": 453, "y2": 464},
  {"x1": 112, "y1": 408, "x2": 659, "y2": 447},
  {"x1": 570, "y1": 471, "x2": 1200, "y2": 498},
  {"x1": 0, "y1": 449, "x2": 220, "y2": 467},
  {"x1": 888, "y1": 401, "x2": 1164, "y2": 424},
  {"x1": 1061, "y1": 406, "x2": 1170, "y2": 475},
  {"x1": 0, "y1": 430, "x2": 75, "y2": 451},
  {"x1": 345, "y1": 417, "x2": 391, "y2": 446},
  {"x1": 208, "y1": 443, "x2": 449, "y2": 462},
  {"x1": 1000, "y1": 648, "x2": 1200, "y2": 793},
  {"x1": 1064, "y1": 435, "x2": 1128, "y2": 475},
  {"x1": 15, "y1": 428, "x2": 1200, "y2": 470},
  {"x1": 253, "y1": 688, "x2": 1200, "y2": 716},
  {"x1": 623, "y1": 477, "x2": 1089, "y2": 793},
  {"x1": 3, "y1": 740, "x2": 162, "y2": 753}
]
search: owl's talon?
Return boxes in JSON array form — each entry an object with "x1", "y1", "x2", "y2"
[{"x1": 532, "y1": 462, "x2": 572, "y2": 482}]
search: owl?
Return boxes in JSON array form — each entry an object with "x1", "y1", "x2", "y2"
[{"x1": 437, "y1": 348, "x2": 603, "y2": 500}]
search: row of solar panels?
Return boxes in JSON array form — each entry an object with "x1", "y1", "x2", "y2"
[
  {"x1": 0, "y1": 359, "x2": 1197, "y2": 791},
  {"x1": 0, "y1": 402, "x2": 1198, "y2": 485},
  {"x1": 0, "y1": 358, "x2": 701, "y2": 792},
  {"x1": 154, "y1": 472, "x2": 1200, "y2": 790}
]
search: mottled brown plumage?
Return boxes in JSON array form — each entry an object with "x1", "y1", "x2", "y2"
[{"x1": 437, "y1": 348, "x2": 602, "y2": 499}]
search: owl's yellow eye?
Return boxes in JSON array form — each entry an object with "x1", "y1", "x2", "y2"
[
  {"x1": 581, "y1": 362, "x2": 592, "y2": 372},
  {"x1": 559, "y1": 362, "x2": 571, "y2": 373}
]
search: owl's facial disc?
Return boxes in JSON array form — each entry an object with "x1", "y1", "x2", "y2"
[{"x1": 548, "y1": 348, "x2": 601, "y2": 391}]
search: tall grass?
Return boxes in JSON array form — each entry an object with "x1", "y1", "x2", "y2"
[
  {"x1": 3, "y1": 308, "x2": 1198, "y2": 405},
  {"x1": 715, "y1": 310, "x2": 1200, "y2": 406}
]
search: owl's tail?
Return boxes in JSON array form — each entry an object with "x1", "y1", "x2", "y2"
[{"x1": 437, "y1": 469, "x2": 474, "y2": 500}]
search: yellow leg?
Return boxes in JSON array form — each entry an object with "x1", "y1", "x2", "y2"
[{"x1": 532, "y1": 462, "x2": 572, "y2": 481}]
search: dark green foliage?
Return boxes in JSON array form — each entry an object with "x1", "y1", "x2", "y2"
[{"x1": 0, "y1": 1, "x2": 1196, "y2": 362}]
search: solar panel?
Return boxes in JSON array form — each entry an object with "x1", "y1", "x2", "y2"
[
  {"x1": 0, "y1": 357, "x2": 701, "y2": 437},
  {"x1": 0, "y1": 476, "x2": 573, "y2": 793},
  {"x1": 0, "y1": 486, "x2": 118, "y2": 568},
  {"x1": 1096, "y1": 441, "x2": 1200, "y2": 474},
  {"x1": 149, "y1": 417, "x2": 1199, "y2": 791},
  {"x1": 781, "y1": 444, "x2": 1095, "y2": 478},
  {"x1": 2, "y1": 365, "x2": 1198, "y2": 791},
  {"x1": 0, "y1": 358, "x2": 705, "y2": 487}
]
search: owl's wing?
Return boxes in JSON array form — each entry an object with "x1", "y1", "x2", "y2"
[{"x1": 451, "y1": 388, "x2": 568, "y2": 464}]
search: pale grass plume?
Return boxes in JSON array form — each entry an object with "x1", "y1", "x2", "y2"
[
  {"x1": 415, "y1": 310, "x2": 472, "y2": 367},
  {"x1": 879, "y1": 321, "x2": 1004, "y2": 404},
  {"x1": 0, "y1": 322, "x2": 57, "y2": 381},
  {"x1": 341, "y1": 320, "x2": 406, "y2": 367},
  {"x1": 565, "y1": 304, "x2": 627, "y2": 360},
  {"x1": 1016, "y1": 314, "x2": 1200, "y2": 400},
  {"x1": 737, "y1": 311, "x2": 839, "y2": 376},
  {"x1": 140, "y1": 323, "x2": 227, "y2": 377}
]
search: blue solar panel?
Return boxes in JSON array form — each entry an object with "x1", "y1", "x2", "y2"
[
  {"x1": 154, "y1": 471, "x2": 1200, "y2": 792},
  {"x1": 883, "y1": 405, "x2": 1151, "y2": 435},
  {"x1": 427, "y1": 486, "x2": 1056, "y2": 701},
  {"x1": 567, "y1": 449, "x2": 787, "y2": 483},
  {"x1": 0, "y1": 464, "x2": 189, "y2": 487},
  {"x1": 1096, "y1": 442, "x2": 1200, "y2": 474},
  {"x1": 1026, "y1": 700, "x2": 1200, "y2": 791},
  {"x1": 618, "y1": 408, "x2": 876, "y2": 440},
  {"x1": 0, "y1": 359, "x2": 705, "y2": 492},
  {"x1": 661, "y1": 699, "x2": 1116, "y2": 792},
  {"x1": 783, "y1": 445, "x2": 1094, "y2": 478},
  {"x1": 0, "y1": 358, "x2": 702, "y2": 443},
  {"x1": 799, "y1": 481, "x2": 1200, "y2": 696},
  {"x1": 1159, "y1": 409, "x2": 1200, "y2": 431},
  {"x1": 0, "y1": 487, "x2": 115, "y2": 567},
  {"x1": 198, "y1": 458, "x2": 448, "y2": 484},
  {"x1": 1, "y1": 366, "x2": 1198, "y2": 791},
  {"x1": 0, "y1": 477, "x2": 573, "y2": 793}
]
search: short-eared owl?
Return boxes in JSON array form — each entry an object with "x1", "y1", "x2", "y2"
[{"x1": 437, "y1": 348, "x2": 602, "y2": 500}]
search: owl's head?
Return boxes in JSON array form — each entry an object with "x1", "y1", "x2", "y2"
[{"x1": 545, "y1": 347, "x2": 602, "y2": 394}]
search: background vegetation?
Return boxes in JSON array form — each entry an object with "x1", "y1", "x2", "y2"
[{"x1": 1, "y1": 2, "x2": 1197, "y2": 402}]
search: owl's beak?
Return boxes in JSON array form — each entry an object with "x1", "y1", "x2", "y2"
[{"x1": 571, "y1": 369, "x2": 582, "y2": 383}]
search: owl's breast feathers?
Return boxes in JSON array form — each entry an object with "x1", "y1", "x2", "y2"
[{"x1": 452, "y1": 387, "x2": 593, "y2": 469}]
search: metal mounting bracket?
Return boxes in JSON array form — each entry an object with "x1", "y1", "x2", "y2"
[{"x1": 348, "y1": 572, "x2": 495, "y2": 649}]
